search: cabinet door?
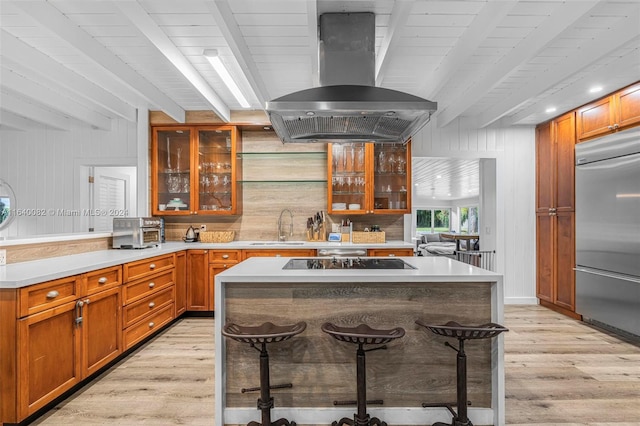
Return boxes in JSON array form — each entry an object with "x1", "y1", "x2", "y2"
[
  {"x1": 554, "y1": 112, "x2": 575, "y2": 212},
  {"x1": 196, "y1": 126, "x2": 242, "y2": 215},
  {"x1": 17, "y1": 301, "x2": 81, "y2": 418},
  {"x1": 368, "y1": 248, "x2": 414, "y2": 257},
  {"x1": 617, "y1": 82, "x2": 640, "y2": 131},
  {"x1": 175, "y1": 251, "x2": 187, "y2": 316},
  {"x1": 328, "y1": 142, "x2": 411, "y2": 214},
  {"x1": 535, "y1": 121, "x2": 554, "y2": 213},
  {"x1": 328, "y1": 143, "x2": 368, "y2": 214},
  {"x1": 372, "y1": 142, "x2": 411, "y2": 213},
  {"x1": 536, "y1": 212, "x2": 554, "y2": 303},
  {"x1": 576, "y1": 96, "x2": 616, "y2": 141},
  {"x1": 152, "y1": 127, "x2": 193, "y2": 215},
  {"x1": 554, "y1": 212, "x2": 575, "y2": 311},
  {"x1": 81, "y1": 286, "x2": 122, "y2": 378},
  {"x1": 209, "y1": 264, "x2": 236, "y2": 311},
  {"x1": 187, "y1": 250, "x2": 209, "y2": 311}
]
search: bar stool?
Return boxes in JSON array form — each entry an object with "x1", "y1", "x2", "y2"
[
  {"x1": 322, "y1": 322, "x2": 406, "y2": 426},
  {"x1": 415, "y1": 320, "x2": 508, "y2": 426},
  {"x1": 222, "y1": 321, "x2": 307, "y2": 426}
]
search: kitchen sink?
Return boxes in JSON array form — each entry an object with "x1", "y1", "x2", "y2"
[{"x1": 249, "y1": 242, "x2": 305, "y2": 246}]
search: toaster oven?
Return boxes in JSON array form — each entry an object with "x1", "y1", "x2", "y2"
[{"x1": 113, "y1": 217, "x2": 162, "y2": 249}]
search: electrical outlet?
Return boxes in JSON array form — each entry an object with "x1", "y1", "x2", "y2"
[
  {"x1": 200, "y1": 224, "x2": 206, "y2": 231},
  {"x1": 0, "y1": 249, "x2": 6, "y2": 266}
]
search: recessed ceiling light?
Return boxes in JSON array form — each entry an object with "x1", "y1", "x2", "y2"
[
  {"x1": 432, "y1": 196, "x2": 436, "y2": 199},
  {"x1": 436, "y1": 175, "x2": 442, "y2": 179},
  {"x1": 447, "y1": 193, "x2": 451, "y2": 196},
  {"x1": 589, "y1": 86, "x2": 603, "y2": 94},
  {"x1": 414, "y1": 183, "x2": 419, "y2": 186},
  {"x1": 545, "y1": 107, "x2": 557, "y2": 114}
]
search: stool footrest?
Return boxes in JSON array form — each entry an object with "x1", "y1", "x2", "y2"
[
  {"x1": 333, "y1": 399, "x2": 383, "y2": 406},
  {"x1": 242, "y1": 383, "x2": 293, "y2": 393}
]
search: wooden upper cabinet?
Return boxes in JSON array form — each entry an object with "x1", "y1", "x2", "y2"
[
  {"x1": 554, "y1": 112, "x2": 575, "y2": 212},
  {"x1": 536, "y1": 113, "x2": 575, "y2": 213},
  {"x1": 328, "y1": 142, "x2": 411, "y2": 215},
  {"x1": 577, "y1": 82, "x2": 640, "y2": 141},
  {"x1": 151, "y1": 125, "x2": 242, "y2": 216},
  {"x1": 535, "y1": 121, "x2": 554, "y2": 212},
  {"x1": 617, "y1": 82, "x2": 640, "y2": 130}
]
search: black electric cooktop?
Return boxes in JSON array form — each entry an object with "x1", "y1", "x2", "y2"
[{"x1": 283, "y1": 257, "x2": 416, "y2": 270}]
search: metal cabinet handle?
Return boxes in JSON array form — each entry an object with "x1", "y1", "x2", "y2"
[
  {"x1": 149, "y1": 263, "x2": 156, "y2": 269},
  {"x1": 275, "y1": 254, "x2": 282, "y2": 257},
  {"x1": 148, "y1": 282, "x2": 155, "y2": 288},
  {"x1": 222, "y1": 254, "x2": 229, "y2": 259},
  {"x1": 46, "y1": 290, "x2": 59, "y2": 299},
  {"x1": 388, "y1": 254, "x2": 396, "y2": 257},
  {"x1": 608, "y1": 125, "x2": 615, "y2": 130},
  {"x1": 613, "y1": 123, "x2": 619, "y2": 129},
  {"x1": 98, "y1": 277, "x2": 107, "y2": 284},
  {"x1": 149, "y1": 322, "x2": 155, "y2": 328},
  {"x1": 149, "y1": 302, "x2": 155, "y2": 308}
]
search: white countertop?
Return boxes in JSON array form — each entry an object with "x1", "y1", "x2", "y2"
[
  {"x1": 216, "y1": 255, "x2": 501, "y2": 283},
  {"x1": 0, "y1": 240, "x2": 414, "y2": 288}
]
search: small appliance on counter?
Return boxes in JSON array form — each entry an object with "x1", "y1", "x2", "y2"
[
  {"x1": 113, "y1": 217, "x2": 162, "y2": 249},
  {"x1": 184, "y1": 225, "x2": 197, "y2": 242}
]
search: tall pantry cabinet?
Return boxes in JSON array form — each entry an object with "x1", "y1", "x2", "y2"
[{"x1": 536, "y1": 112, "x2": 577, "y2": 317}]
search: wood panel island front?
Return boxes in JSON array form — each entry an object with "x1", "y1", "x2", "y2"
[{"x1": 215, "y1": 256, "x2": 505, "y2": 426}]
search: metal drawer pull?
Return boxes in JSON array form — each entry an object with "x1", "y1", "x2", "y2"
[
  {"x1": 388, "y1": 254, "x2": 396, "y2": 257},
  {"x1": 222, "y1": 254, "x2": 229, "y2": 259},
  {"x1": 46, "y1": 290, "x2": 59, "y2": 299},
  {"x1": 149, "y1": 263, "x2": 156, "y2": 269},
  {"x1": 148, "y1": 282, "x2": 155, "y2": 288},
  {"x1": 149, "y1": 322, "x2": 155, "y2": 328},
  {"x1": 98, "y1": 277, "x2": 108, "y2": 284},
  {"x1": 149, "y1": 302, "x2": 155, "y2": 308}
]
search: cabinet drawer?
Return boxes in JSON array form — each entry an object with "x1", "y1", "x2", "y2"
[
  {"x1": 19, "y1": 276, "x2": 80, "y2": 318},
  {"x1": 368, "y1": 248, "x2": 414, "y2": 257},
  {"x1": 124, "y1": 304, "x2": 174, "y2": 350},
  {"x1": 123, "y1": 286, "x2": 174, "y2": 328},
  {"x1": 209, "y1": 250, "x2": 241, "y2": 263},
  {"x1": 122, "y1": 269, "x2": 174, "y2": 305},
  {"x1": 242, "y1": 249, "x2": 316, "y2": 259},
  {"x1": 85, "y1": 265, "x2": 122, "y2": 295},
  {"x1": 124, "y1": 254, "x2": 175, "y2": 282}
]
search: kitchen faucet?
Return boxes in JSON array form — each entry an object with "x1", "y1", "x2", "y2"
[{"x1": 277, "y1": 209, "x2": 294, "y2": 241}]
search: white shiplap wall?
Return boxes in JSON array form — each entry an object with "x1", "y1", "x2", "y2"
[
  {"x1": 0, "y1": 118, "x2": 138, "y2": 238},
  {"x1": 412, "y1": 119, "x2": 537, "y2": 304}
]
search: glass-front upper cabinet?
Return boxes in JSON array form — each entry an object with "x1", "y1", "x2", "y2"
[
  {"x1": 327, "y1": 142, "x2": 411, "y2": 215},
  {"x1": 152, "y1": 125, "x2": 241, "y2": 216}
]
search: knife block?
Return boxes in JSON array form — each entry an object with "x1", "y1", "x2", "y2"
[{"x1": 306, "y1": 222, "x2": 326, "y2": 241}]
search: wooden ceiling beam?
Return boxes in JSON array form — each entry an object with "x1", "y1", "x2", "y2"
[
  {"x1": 419, "y1": 2, "x2": 516, "y2": 100},
  {"x1": 1, "y1": 69, "x2": 111, "y2": 130},
  {"x1": 0, "y1": 30, "x2": 137, "y2": 123},
  {"x1": 13, "y1": 0, "x2": 185, "y2": 123},
  {"x1": 114, "y1": 1, "x2": 231, "y2": 122},
  {"x1": 479, "y1": 7, "x2": 640, "y2": 128},
  {"x1": 375, "y1": 0, "x2": 413, "y2": 87},
  {"x1": 437, "y1": 1, "x2": 599, "y2": 128},
  {"x1": 0, "y1": 91, "x2": 70, "y2": 131},
  {"x1": 206, "y1": 0, "x2": 269, "y2": 107},
  {"x1": 0, "y1": 110, "x2": 39, "y2": 131}
]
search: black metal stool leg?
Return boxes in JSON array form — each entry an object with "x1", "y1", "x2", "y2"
[
  {"x1": 455, "y1": 339, "x2": 471, "y2": 426},
  {"x1": 258, "y1": 343, "x2": 273, "y2": 426}
]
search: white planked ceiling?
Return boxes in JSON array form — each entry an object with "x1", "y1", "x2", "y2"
[
  {"x1": 412, "y1": 158, "x2": 479, "y2": 201},
  {"x1": 1, "y1": 0, "x2": 638, "y2": 131}
]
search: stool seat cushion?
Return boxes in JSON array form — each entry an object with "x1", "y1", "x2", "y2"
[
  {"x1": 222, "y1": 321, "x2": 307, "y2": 344},
  {"x1": 415, "y1": 320, "x2": 508, "y2": 340},
  {"x1": 322, "y1": 322, "x2": 405, "y2": 345}
]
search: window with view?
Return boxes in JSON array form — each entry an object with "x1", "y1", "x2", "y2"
[
  {"x1": 416, "y1": 209, "x2": 450, "y2": 234},
  {"x1": 459, "y1": 206, "x2": 479, "y2": 234}
]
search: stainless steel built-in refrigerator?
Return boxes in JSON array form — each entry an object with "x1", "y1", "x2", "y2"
[{"x1": 575, "y1": 128, "x2": 640, "y2": 337}]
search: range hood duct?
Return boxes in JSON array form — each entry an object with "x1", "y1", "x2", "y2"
[{"x1": 266, "y1": 12, "x2": 437, "y2": 143}]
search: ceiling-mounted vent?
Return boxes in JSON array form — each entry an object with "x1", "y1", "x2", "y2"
[{"x1": 266, "y1": 13, "x2": 437, "y2": 143}]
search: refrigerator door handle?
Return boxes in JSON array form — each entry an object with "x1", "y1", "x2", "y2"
[{"x1": 574, "y1": 267, "x2": 640, "y2": 284}]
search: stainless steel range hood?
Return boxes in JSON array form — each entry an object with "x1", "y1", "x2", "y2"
[{"x1": 265, "y1": 13, "x2": 437, "y2": 144}]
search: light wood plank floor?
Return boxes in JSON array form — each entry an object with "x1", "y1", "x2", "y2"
[{"x1": 31, "y1": 305, "x2": 640, "y2": 425}]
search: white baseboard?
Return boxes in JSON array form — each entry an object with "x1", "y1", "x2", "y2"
[{"x1": 505, "y1": 296, "x2": 538, "y2": 304}]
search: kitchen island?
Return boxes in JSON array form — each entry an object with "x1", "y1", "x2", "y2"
[{"x1": 215, "y1": 256, "x2": 504, "y2": 426}]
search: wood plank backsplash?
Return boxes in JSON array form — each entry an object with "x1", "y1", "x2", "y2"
[{"x1": 164, "y1": 129, "x2": 405, "y2": 242}]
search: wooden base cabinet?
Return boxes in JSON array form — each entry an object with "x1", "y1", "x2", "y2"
[
  {"x1": 17, "y1": 301, "x2": 81, "y2": 419},
  {"x1": 81, "y1": 286, "x2": 122, "y2": 378},
  {"x1": 175, "y1": 251, "x2": 187, "y2": 316},
  {"x1": 187, "y1": 250, "x2": 210, "y2": 311}
]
